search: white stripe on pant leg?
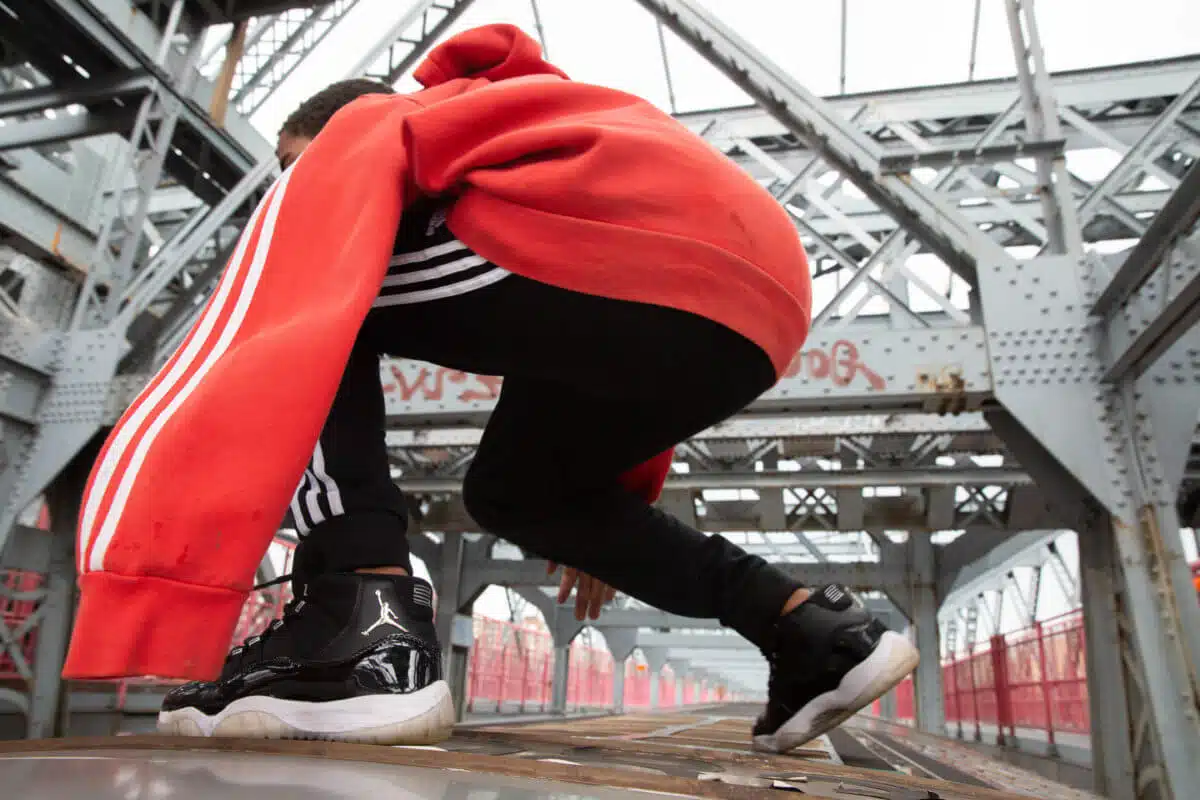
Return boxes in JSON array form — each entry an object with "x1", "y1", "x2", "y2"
[
  {"x1": 76, "y1": 180, "x2": 278, "y2": 573},
  {"x1": 290, "y1": 471, "x2": 313, "y2": 536},
  {"x1": 309, "y1": 441, "x2": 345, "y2": 516},
  {"x1": 87, "y1": 167, "x2": 296, "y2": 573}
]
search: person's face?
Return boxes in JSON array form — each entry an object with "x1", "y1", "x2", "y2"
[{"x1": 276, "y1": 131, "x2": 312, "y2": 170}]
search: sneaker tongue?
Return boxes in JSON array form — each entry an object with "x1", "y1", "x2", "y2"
[{"x1": 808, "y1": 584, "x2": 855, "y2": 612}]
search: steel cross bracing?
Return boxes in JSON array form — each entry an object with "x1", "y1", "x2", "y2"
[
  {"x1": 345, "y1": 0, "x2": 477, "y2": 85},
  {"x1": 0, "y1": 0, "x2": 286, "y2": 549},
  {"x1": 200, "y1": 1, "x2": 363, "y2": 118}
]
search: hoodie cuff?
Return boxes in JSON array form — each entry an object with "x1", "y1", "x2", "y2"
[{"x1": 63, "y1": 572, "x2": 246, "y2": 681}]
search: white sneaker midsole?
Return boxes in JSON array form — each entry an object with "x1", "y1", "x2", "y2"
[{"x1": 157, "y1": 680, "x2": 452, "y2": 737}]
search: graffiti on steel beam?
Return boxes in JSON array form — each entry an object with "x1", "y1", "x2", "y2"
[
  {"x1": 384, "y1": 364, "x2": 502, "y2": 403},
  {"x1": 383, "y1": 339, "x2": 886, "y2": 404},
  {"x1": 780, "y1": 340, "x2": 886, "y2": 390}
]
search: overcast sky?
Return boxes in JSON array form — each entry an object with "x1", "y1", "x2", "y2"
[{"x1": 246, "y1": 0, "x2": 1200, "y2": 136}]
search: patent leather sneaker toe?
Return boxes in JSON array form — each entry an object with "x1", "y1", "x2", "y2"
[{"x1": 157, "y1": 573, "x2": 453, "y2": 744}]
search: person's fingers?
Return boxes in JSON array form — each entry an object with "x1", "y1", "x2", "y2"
[
  {"x1": 588, "y1": 581, "x2": 608, "y2": 620},
  {"x1": 558, "y1": 567, "x2": 577, "y2": 605},
  {"x1": 604, "y1": 584, "x2": 617, "y2": 605},
  {"x1": 574, "y1": 574, "x2": 591, "y2": 621}
]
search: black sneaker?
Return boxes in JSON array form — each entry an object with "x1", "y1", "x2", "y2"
[
  {"x1": 752, "y1": 584, "x2": 919, "y2": 753},
  {"x1": 157, "y1": 573, "x2": 454, "y2": 744}
]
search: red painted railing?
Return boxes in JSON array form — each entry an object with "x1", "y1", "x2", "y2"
[
  {"x1": 0, "y1": 571, "x2": 42, "y2": 680},
  {"x1": 874, "y1": 611, "x2": 1089, "y2": 742},
  {"x1": 464, "y1": 615, "x2": 711, "y2": 710},
  {"x1": 4, "y1": 572, "x2": 714, "y2": 711}
]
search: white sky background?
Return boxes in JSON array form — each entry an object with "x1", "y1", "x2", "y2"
[
  {"x1": 250, "y1": 1, "x2": 1199, "y2": 649},
  {"x1": 248, "y1": 0, "x2": 1200, "y2": 137}
]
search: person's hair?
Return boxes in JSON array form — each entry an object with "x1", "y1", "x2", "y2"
[{"x1": 279, "y1": 79, "x2": 396, "y2": 139}]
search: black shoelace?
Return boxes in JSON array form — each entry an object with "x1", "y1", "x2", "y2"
[{"x1": 225, "y1": 573, "x2": 303, "y2": 667}]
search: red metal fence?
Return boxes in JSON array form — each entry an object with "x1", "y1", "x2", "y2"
[
  {"x1": 873, "y1": 611, "x2": 1089, "y2": 743},
  {"x1": 464, "y1": 615, "x2": 715, "y2": 711},
  {"x1": 3, "y1": 571, "x2": 720, "y2": 709}
]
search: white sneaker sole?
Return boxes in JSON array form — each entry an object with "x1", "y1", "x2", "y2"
[
  {"x1": 753, "y1": 631, "x2": 920, "y2": 754},
  {"x1": 156, "y1": 680, "x2": 455, "y2": 745}
]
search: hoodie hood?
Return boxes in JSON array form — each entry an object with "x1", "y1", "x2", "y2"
[{"x1": 414, "y1": 24, "x2": 568, "y2": 87}]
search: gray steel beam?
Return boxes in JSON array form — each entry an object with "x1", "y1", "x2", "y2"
[
  {"x1": 0, "y1": 70, "x2": 152, "y2": 117},
  {"x1": 398, "y1": 467, "x2": 1030, "y2": 494},
  {"x1": 938, "y1": 529, "x2": 1062, "y2": 613},
  {"x1": 1075, "y1": 70, "x2": 1200, "y2": 239},
  {"x1": 464, "y1": 558, "x2": 906, "y2": 594},
  {"x1": 1099, "y1": 164, "x2": 1200, "y2": 383},
  {"x1": 346, "y1": 0, "x2": 477, "y2": 84},
  {"x1": 633, "y1": 0, "x2": 1012, "y2": 284},
  {"x1": 638, "y1": 633, "x2": 752, "y2": 650},
  {"x1": 530, "y1": 597, "x2": 895, "y2": 630},
  {"x1": 0, "y1": 152, "x2": 97, "y2": 270},
  {"x1": 672, "y1": 56, "x2": 1200, "y2": 142},
  {"x1": 231, "y1": 1, "x2": 362, "y2": 116},
  {"x1": 1096, "y1": 158, "x2": 1200, "y2": 318},
  {"x1": 36, "y1": 0, "x2": 275, "y2": 174},
  {"x1": 0, "y1": 110, "x2": 136, "y2": 152},
  {"x1": 879, "y1": 138, "x2": 1067, "y2": 175},
  {"x1": 380, "y1": 323, "x2": 992, "y2": 424},
  {"x1": 384, "y1": 412, "x2": 995, "y2": 449}
]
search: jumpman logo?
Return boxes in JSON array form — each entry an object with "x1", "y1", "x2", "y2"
[{"x1": 361, "y1": 590, "x2": 408, "y2": 636}]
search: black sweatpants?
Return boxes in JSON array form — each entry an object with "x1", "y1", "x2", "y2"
[{"x1": 291, "y1": 275, "x2": 802, "y2": 649}]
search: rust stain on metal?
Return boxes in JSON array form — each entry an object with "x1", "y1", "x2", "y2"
[{"x1": 917, "y1": 365, "x2": 969, "y2": 415}]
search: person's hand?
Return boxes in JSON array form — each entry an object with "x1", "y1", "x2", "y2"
[{"x1": 547, "y1": 561, "x2": 617, "y2": 621}]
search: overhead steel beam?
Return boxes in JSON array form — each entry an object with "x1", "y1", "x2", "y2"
[
  {"x1": 398, "y1": 467, "x2": 1030, "y2": 494},
  {"x1": 1103, "y1": 235, "x2": 1200, "y2": 384},
  {"x1": 464, "y1": 558, "x2": 906, "y2": 594},
  {"x1": 938, "y1": 529, "x2": 1063, "y2": 612},
  {"x1": 0, "y1": 70, "x2": 152, "y2": 117},
  {"x1": 0, "y1": 109, "x2": 136, "y2": 152},
  {"x1": 17, "y1": 0, "x2": 275, "y2": 181},
  {"x1": 1098, "y1": 163, "x2": 1200, "y2": 383},
  {"x1": 381, "y1": 324, "x2": 993, "y2": 425},
  {"x1": 633, "y1": 0, "x2": 1012, "y2": 284},
  {"x1": 384, "y1": 412, "x2": 995, "y2": 449},
  {"x1": 638, "y1": 633, "x2": 752, "y2": 650},
  {"x1": 231, "y1": 0, "x2": 362, "y2": 116},
  {"x1": 345, "y1": 0, "x2": 477, "y2": 84},
  {"x1": 1095, "y1": 159, "x2": 1200, "y2": 318},
  {"x1": 672, "y1": 55, "x2": 1200, "y2": 142},
  {"x1": 149, "y1": 171, "x2": 1176, "y2": 245},
  {"x1": 586, "y1": 598, "x2": 896, "y2": 629},
  {"x1": 878, "y1": 138, "x2": 1067, "y2": 174},
  {"x1": 0, "y1": 160, "x2": 96, "y2": 270},
  {"x1": 1074, "y1": 70, "x2": 1200, "y2": 238}
]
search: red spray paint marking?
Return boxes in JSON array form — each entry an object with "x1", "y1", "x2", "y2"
[
  {"x1": 382, "y1": 339, "x2": 885, "y2": 402},
  {"x1": 384, "y1": 364, "x2": 502, "y2": 403},
  {"x1": 781, "y1": 340, "x2": 886, "y2": 390}
]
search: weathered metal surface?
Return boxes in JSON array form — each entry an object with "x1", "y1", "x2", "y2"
[{"x1": 0, "y1": 709, "x2": 1052, "y2": 799}]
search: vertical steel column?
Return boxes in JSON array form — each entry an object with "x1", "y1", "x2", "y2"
[
  {"x1": 435, "y1": 533, "x2": 464, "y2": 670},
  {"x1": 1077, "y1": 517, "x2": 1137, "y2": 799},
  {"x1": 908, "y1": 531, "x2": 945, "y2": 734},
  {"x1": 642, "y1": 647, "x2": 667, "y2": 709},
  {"x1": 600, "y1": 627, "x2": 637, "y2": 712},
  {"x1": 25, "y1": 443, "x2": 95, "y2": 738},
  {"x1": 549, "y1": 642, "x2": 569, "y2": 714},
  {"x1": 1003, "y1": 0, "x2": 1083, "y2": 256}
]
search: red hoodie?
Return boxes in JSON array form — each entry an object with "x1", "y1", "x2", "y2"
[{"x1": 63, "y1": 25, "x2": 811, "y2": 681}]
